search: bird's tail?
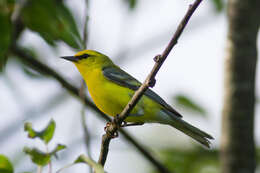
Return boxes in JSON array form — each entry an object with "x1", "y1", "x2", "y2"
[{"x1": 160, "y1": 109, "x2": 214, "y2": 148}]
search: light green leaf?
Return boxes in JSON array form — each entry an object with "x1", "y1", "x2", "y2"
[
  {"x1": 74, "y1": 155, "x2": 105, "y2": 173},
  {"x1": 24, "y1": 119, "x2": 56, "y2": 144},
  {"x1": 23, "y1": 147, "x2": 51, "y2": 166},
  {"x1": 0, "y1": 155, "x2": 14, "y2": 173},
  {"x1": 23, "y1": 144, "x2": 66, "y2": 166},
  {"x1": 52, "y1": 144, "x2": 66, "y2": 154},
  {"x1": 21, "y1": 0, "x2": 82, "y2": 49},
  {"x1": 174, "y1": 94, "x2": 207, "y2": 116}
]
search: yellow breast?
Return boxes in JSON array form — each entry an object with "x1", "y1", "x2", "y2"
[{"x1": 84, "y1": 68, "x2": 132, "y2": 117}]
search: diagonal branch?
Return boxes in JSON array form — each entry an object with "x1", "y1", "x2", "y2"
[
  {"x1": 97, "y1": 0, "x2": 204, "y2": 169},
  {"x1": 11, "y1": 45, "x2": 170, "y2": 173}
]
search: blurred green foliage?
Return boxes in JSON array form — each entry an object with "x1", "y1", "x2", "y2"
[
  {"x1": 173, "y1": 94, "x2": 207, "y2": 116},
  {"x1": 157, "y1": 147, "x2": 219, "y2": 173},
  {"x1": 23, "y1": 144, "x2": 66, "y2": 166},
  {"x1": 124, "y1": 0, "x2": 137, "y2": 10},
  {"x1": 0, "y1": 155, "x2": 14, "y2": 173},
  {"x1": 21, "y1": 0, "x2": 83, "y2": 49},
  {"x1": 24, "y1": 119, "x2": 56, "y2": 144},
  {"x1": 123, "y1": 0, "x2": 224, "y2": 12},
  {"x1": 212, "y1": 0, "x2": 224, "y2": 12},
  {"x1": 74, "y1": 155, "x2": 105, "y2": 173},
  {"x1": 152, "y1": 147, "x2": 260, "y2": 173},
  {"x1": 23, "y1": 119, "x2": 66, "y2": 168},
  {"x1": 23, "y1": 147, "x2": 51, "y2": 166},
  {"x1": 0, "y1": 0, "x2": 14, "y2": 71}
]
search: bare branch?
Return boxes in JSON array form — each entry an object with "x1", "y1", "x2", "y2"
[
  {"x1": 79, "y1": 81, "x2": 93, "y2": 160},
  {"x1": 98, "y1": 0, "x2": 204, "y2": 169}
]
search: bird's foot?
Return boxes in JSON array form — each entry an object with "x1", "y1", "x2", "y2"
[
  {"x1": 114, "y1": 114, "x2": 144, "y2": 127},
  {"x1": 104, "y1": 122, "x2": 118, "y2": 138}
]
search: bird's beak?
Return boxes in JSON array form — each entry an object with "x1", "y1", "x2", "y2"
[{"x1": 60, "y1": 56, "x2": 78, "y2": 62}]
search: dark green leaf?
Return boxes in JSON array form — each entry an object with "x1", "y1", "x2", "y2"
[
  {"x1": 211, "y1": 0, "x2": 224, "y2": 12},
  {"x1": 21, "y1": 0, "x2": 82, "y2": 49},
  {"x1": 0, "y1": 155, "x2": 14, "y2": 173},
  {"x1": 173, "y1": 94, "x2": 207, "y2": 116},
  {"x1": 124, "y1": 0, "x2": 137, "y2": 10},
  {"x1": 152, "y1": 147, "x2": 219, "y2": 173},
  {"x1": 24, "y1": 119, "x2": 56, "y2": 144},
  {"x1": 0, "y1": 0, "x2": 14, "y2": 71},
  {"x1": 74, "y1": 155, "x2": 105, "y2": 173}
]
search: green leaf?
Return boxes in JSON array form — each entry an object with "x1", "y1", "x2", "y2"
[
  {"x1": 152, "y1": 147, "x2": 219, "y2": 173},
  {"x1": 74, "y1": 155, "x2": 105, "y2": 173},
  {"x1": 0, "y1": 0, "x2": 14, "y2": 71},
  {"x1": 0, "y1": 155, "x2": 14, "y2": 173},
  {"x1": 124, "y1": 0, "x2": 137, "y2": 10},
  {"x1": 23, "y1": 144, "x2": 66, "y2": 166},
  {"x1": 173, "y1": 94, "x2": 207, "y2": 116},
  {"x1": 21, "y1": 0, "x2": 82, "y2": 49},
  {"x1": 23, "y1": 147, "x2": 51, "y2": 166},
  {"x1": 24, "y1": 119, "x2": 56, "y2": 144},
  {"x1": 52, "y1": 144, "x2": 66, "y2": 154},
  {"x1": 211, "y1": 0, "x2": 224, "y2": 12}
]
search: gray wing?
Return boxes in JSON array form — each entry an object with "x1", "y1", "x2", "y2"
[{"x1": 102, "y1": 66, "x2": 182, "y2": 117}]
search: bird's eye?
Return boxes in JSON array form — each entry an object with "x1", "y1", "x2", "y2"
[{"x1": 77, "y1": 54, "x2": 89, "y2": 60}]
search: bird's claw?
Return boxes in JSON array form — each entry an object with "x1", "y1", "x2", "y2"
[{"x1": 104, "y1": 122, "x2": 118, "y2": 138}]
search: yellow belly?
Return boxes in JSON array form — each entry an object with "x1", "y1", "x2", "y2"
[{"x1": 84, "y1": 68, "x2": 160, "y2": 123}]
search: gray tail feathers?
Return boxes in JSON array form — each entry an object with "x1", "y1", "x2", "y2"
[{"x1": 161, "y1": 110, "x2": 214, "y2": 148}]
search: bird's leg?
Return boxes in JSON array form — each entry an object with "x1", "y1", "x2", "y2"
[
  {"x1": 104, "y1": 115, "x2": 144, "y2": 138},
  {"x1": 115, "y1": 114, "x2": 144, "y2": 127},
  {"x1": 104, "y1": 122, "x2": 118, "y2": 138}
]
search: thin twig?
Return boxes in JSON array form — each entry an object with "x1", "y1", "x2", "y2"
[
  {"x1": 79, "y1": 81, "x2": 93, "y2": 173},
  {"x1": 11, "y1": 45, "x2": 169, "y2": 173},
  {"x1": 80, "y1": 1, "x2": 93, "y2": 172},
  {"x1": 97, "y1": 0, "x2": 204, "y2": 169},
  {"x1": 46, "y1": 145, "x2": 52, "y2": 173},
  {"x1": 82, "y1": 0, "x2": 89, "y2": 49}
]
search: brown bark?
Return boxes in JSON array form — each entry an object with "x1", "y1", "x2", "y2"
[{"x1": 221, "y1": 0, "x2": 260, "y2": 173}]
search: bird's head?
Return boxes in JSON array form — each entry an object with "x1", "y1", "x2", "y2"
[{"x1": 61, "y1": 50, "x2": 113, "y2": 72}]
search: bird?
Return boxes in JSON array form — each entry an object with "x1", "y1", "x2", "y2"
[{"x1": 61, "y1": 50, "x2": 213, "y2": 148}]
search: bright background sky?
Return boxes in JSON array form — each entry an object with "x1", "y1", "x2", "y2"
[{"x1": 0, "y1": 0, "x2": 259, "y2": 172}]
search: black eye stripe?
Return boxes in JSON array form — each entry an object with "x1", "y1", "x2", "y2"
[{"x1": 77, "y1": 54, "x2": 89, "y2": 60}]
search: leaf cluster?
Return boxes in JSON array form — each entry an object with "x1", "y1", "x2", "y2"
[{"x1": 22, "y1": 119, "x2": 104, "y2": 173}]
